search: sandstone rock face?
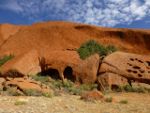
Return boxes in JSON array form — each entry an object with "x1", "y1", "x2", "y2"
[
  {"x1": 3, "y1": 78, "x2": 52, "y2": 95},
  {"x1": 99, "y1": 52, "x2": 150, "y2": 85},
  {"x1": 40, "y1": 51, "x2": 100, "y2": 84},
  {"x1": 40, "y1": 50, "x2": 82, "y2": 81},
  {"x1": 74, "y1": 54, "x2": 100, "y2": 84},
  {"x1": 97, "y1": 73, "x2": 128, "y2": 91},
  {"x1": 0, "y1": 24, "x2": 20, "y2": 46},
  {"x1": 0, "y1": 49, "x2": 41, "y2": 77}
]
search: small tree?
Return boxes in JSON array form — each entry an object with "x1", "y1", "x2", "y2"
[{"x1": 77, "y1": 40, "x2": 117, "y2": 60}]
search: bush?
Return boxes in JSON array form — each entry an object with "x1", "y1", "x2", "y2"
[
  {"x1": 105, "y1": 97, "x2": 113, "y2": 103},
  {"x1": 119, "y1": 100, "x2": 128, "y2": 104},
  {"x1": 77, "y1": 40, "x2": 117, "y2": 59},
  {"x1": 106, "y1": 45, "x2": 118, "y2": 54},
  {"x1": 23, "y1": 89, "x2": 42, "y2": 96},
  {"x1": 0, "y1": 54, "x2": 14, "y2": 66},
  {"x1": 114, "y1": 84, "x2": 149, "y2": 93},
  {"x1": 32, "y1": 75, "x2": 51, "y2": 85},
  {"x1": 42, "y1": 92, "x2": 53, "y2": 98}
]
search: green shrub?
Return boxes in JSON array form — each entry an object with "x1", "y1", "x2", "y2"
[
  {"x1": 105, "y1": 97, "x2": 113, "y2": 103},
  {"x1": 114, "y1": 84, "x2": 148, "y2": 93},
  {"x1": 23, "y1": 89, "x2": 42, "y2": 96},
  {"x1": 0, "y1": 54, "x2": 14, "y2": 66},
  {"x1": 106, "y1": 45, "x2": 118, "y2": 54},
  {"x1": 77, "y1": 40, "x2": 117, "y2": 59},
  {"x1": 32, "y1": 75, "x2": 50, "y2": 85},
  {"x1": 119, "y1": 100, "x2": 128, "y2": 104},
  {"x1": 42, "y1": 92, "x2": 53, "y2": 98}
]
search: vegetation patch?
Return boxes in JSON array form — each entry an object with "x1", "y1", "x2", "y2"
[
  {"x1": 77, "y1": 40, "x2": 117, "y2": 59},
  {"x1": 0, "y1": 54, "x2": 14, "y2": 67},
  {"x1": 23, "y1": 89, "x2": 43, "y2": 96},
  {"x1": 14, "y1": 100, "x2": 27, "y2": 106},
  {"x1": 42, "y1": 92, "x2": 53, "y2": 98},
  {"x1": 119, "y1": 100, "x2": 128, "y2": 104},
  {"x1": 32, "y1": 75, "x2": 98, "y2": 96},
  {"x1": 105, "y1": 97, "x2": 113, "y2": 103},
  {"x1": 115, "y1": 84, "x2": 150, "y2": 93}
]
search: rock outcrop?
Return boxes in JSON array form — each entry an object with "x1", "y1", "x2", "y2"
[
  {"x1": 40, "y1": 50, "x2": 82, "y2": 81},
  {"x1": 0, "y1": 21, "x2": 150, "y2": 93},
  {"x1": 74, "y1": 54, "x2": 100, "y2": 84},
  {"x1": 0, "y1": 49, "x2": 41, "y2": 77},
  {"x1": 97, "y1": 73, "x2": 128, "y2": 91},
  {"x1": 98, "y1": 51, "x2": 150, "y2": 90},
  {"x1": 3, "y1": 77, "x2": 52, "y2": 96},
  {"x1": 40, "y1": 51, "x2": 100, "y2": 84}
]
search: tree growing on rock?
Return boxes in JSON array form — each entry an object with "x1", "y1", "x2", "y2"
[{"x1": 77, "y1": 40, "x2": 117, "y2": 60}]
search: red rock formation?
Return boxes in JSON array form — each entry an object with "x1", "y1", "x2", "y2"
[
  {"x1": 99, "y1": 51, "x2": 150, "y2": 89},
  {"x1": 0, "y1": 49, "x2": 41, "y2": 77},
  {"x1": 0, "y1": 21, "x2": 150, "y2": 57}
]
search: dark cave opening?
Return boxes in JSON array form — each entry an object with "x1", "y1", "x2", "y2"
[
  {"x1": 40, "y1": 68, "x2": 60, "y2": 80},
  {"x1": 63, "y1": 66, "x2": 75, "y2": 82}
]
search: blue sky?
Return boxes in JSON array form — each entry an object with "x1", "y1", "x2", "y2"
[{"x1": 0, "y1": 0, "x2": 150, "y2": 28}]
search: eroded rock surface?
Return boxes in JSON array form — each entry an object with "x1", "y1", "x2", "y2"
[
  {"x1": 3, "y1": 77, "x2": 52, "y2": 96},
  {"x1": 99, "y1": 52, "x2": 150, "y2": 88},
  {"x1": 0, "y1": 49, "x2": 41, "y2": 77},
  {"x1": 74, "y1": 54, "x2": 100, "y2": 84}
]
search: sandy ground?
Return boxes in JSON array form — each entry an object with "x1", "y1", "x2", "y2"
[{"x1": 0, "y1": 93, "x2": 150, "y2": 113}]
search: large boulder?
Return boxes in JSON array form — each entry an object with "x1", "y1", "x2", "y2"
[
  {"x1": 0, "y1": 49, "x2": 41, "y2": 77},
  {"x1": 99, "y1": 51, "x2": 150, "y2": 86},
  {"x1": 74, "y1": 54, "x2": 100, "y2": 84},
  {"x1": 3, "y1": 77, "x2": 52, "y2": 96},
  {"x1": 97, "y1": 73, "x2": 128, "y2": 91}
]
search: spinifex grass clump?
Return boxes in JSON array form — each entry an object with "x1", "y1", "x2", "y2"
[
  {"x1": 77, "y1": 40, "x2": 117, "y2": 59},
  {"x1": 0, "y1": 54, "x2": 14, "y2": 66}
]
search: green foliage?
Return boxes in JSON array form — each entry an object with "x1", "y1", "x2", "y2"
[
  {"x1": 32, "y1": 74, "x2": 98, "y2": 96},
  {"x1": 69, "y1": 83, "x2": 98, "y2": 95},
  {"x1": 42, "y1": 92, "x2": 53, "y2": 98},
  {"x1": 0, "y1": 54, "x2": 14, "y2": 67},
  {"x1": 14, "y1": 100, "x2": 27, "y2": 106},
  {"x1": 77, "y1": 40, "x2": 117, "y2": 59},
  {"x1": 105, "y1": 97, "x2": 113, "y2": 103},
  {"x1": 32, "y1": 75, "x2": 50, "y2": 85},
  {"x1": 119, "y1": 100, "x2": 128, "y2": 104},
  {"x1": 114, "y1": 84, "x2": 149, "y2": 93},
  {"x1": 106, "y1": 45, "x2": 118, "y2": 54},
  {"x1": 23, "y1": 89, "x2": 42, "y2": 96}
]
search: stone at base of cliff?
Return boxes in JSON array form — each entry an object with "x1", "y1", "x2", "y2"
[
  {"x1": 97, "y1": 73, "x2": 128, "y2": 91},
  {"x1": 74, "y1": 54, "x2": 100, "y2": 84},
  {"x1": 80, "y1": 90, "x2": 104, "y2": 101},
  {"x1": 99, "y1": 51, "x2": 150, "y2": 86},
  {"x1": 3, "y1": 77, "x2": 53, "y2": 96}
]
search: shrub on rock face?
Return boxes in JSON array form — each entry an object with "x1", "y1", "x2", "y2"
[
  {"x1": 106, "y1": 45, "x2": 118, "y2": 54},
  {"x1": 0, "y1": 54, "x2": 14, "y2": 67},
  {"x1": 77, "y1": 40, "x2": 117, "y2": 59}
]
